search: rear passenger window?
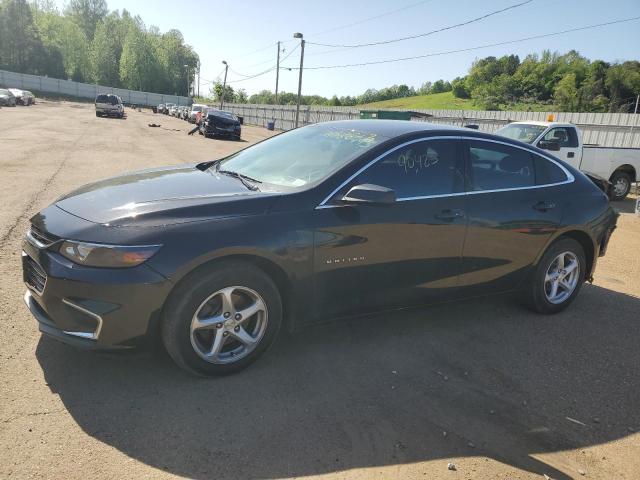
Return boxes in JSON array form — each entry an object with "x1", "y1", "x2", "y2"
[
  {"x1": 352, "y1": 139, "x2": 464, "y2": 198},
  {"x1": 534, "y1": 155, "x2": 567, "y2": 185},
  {"x1": 468, "y1": 141, "x2": 534, "y2": 191}
]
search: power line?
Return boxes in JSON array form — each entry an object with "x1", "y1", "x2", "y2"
[
  {"x1": 307, "y1": 0, "x2": 534, "y2": 48},
  {"x1": 224, "y1": 1, "x2": 433, "y2": 71},
  {"x1": 227, "y1": 44, "x2": 300, "y2": 83},
  {"x1": 282, "y1": 17, "x2": 640, "y2": 70},
  {"x1": 308, "y1": 0, "x2": 434, "y2": 38}
]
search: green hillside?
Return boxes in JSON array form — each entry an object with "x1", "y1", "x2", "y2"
[{"x1": 359, "y1": 91, "x2": 554, "y2": 112}]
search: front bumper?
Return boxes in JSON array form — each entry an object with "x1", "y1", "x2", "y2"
[
  {"x1": 203, "y1": 123, "x2": 241, "y2": 137},
  {"x1": 21, "y1": 239, "x2": 173, "y2": 350}
]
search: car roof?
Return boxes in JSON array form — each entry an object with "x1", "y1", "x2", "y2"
[
  {"x1": 306, "y1": 119, "x2": 464, "y2": 138},
  {"x1": 509, "y1": 121, "x2": 574, "y2": 128}
]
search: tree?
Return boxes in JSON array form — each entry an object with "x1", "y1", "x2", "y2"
[
  {"x1": 36, "y1": 12, "x2": 89, "y2": 81},
  {"x1": 431, "y1": 79, "x2": 452, "y2": 94},
  {"x1": 235, "y1": 88, "x2": 248, "y2": 103},
  {"x1": 65, "y1": 0, "x2": 107, "y2": 40},
  {"x1": 0, "y1": 0, "x2": 52, "y2": 74},
  {"x1": 554, "y1": 73, "x2": 578, "y2": 111},
  {"x1": 451, "y1": 77, "x2": 470, "y2": 98},
  {"x1": 89, "y1": 18, "x2": 119, "y2": 85},
  {"x1": 119, "y1": 24, "x2": 155, "y2": 91},
  {"x1": 212, "y1": 81, "x2": 235, "y2": 103}
]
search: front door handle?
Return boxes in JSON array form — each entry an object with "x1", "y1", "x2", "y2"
[
  {"x1": 533, "y1": 201, "x2": 556, "y2": 212},
  {"x1": 435, "y1": 209, "x2": 464, "y2": 221},
  {"x1": 567, "y1": 152, "x2": 575, "y2": 158}
]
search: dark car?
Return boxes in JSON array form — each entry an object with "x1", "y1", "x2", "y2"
[
  {"x1": 200, "y1": 108, "x2": 241, "y2": 140},
  {"x1": 0, "y1": 88, "x2": 17, "y2": 106},
  {"x1": 22, "y1": 120, "x2": 617, "y2": 376}
]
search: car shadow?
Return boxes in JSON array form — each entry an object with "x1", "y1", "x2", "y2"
[{"x1": 36, "y1": 284, "x2": 640, "y2": 479}]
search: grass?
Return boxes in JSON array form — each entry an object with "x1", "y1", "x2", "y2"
[{"x1": 359, "y1": 91, "x2": 554, "y2": 112}]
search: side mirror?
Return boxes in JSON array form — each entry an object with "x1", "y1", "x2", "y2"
[
  {"x1": 341, "y1": 184, "x2": 396, "y2": 205},
  {"x1": 538, "y1": 140, "x2": 561, "y2": 151}
]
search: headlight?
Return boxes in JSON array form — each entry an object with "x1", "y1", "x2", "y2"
[{"x1": 59, "y1": 241, "x2": 161, "y2": 268}]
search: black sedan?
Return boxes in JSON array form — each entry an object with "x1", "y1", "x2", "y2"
[
  {"x1": 199, "y1": 109, "x2": 241, "y2": 140},
  {"x1": 22, "y1": 120, "x2": 617, "y2": 376}
]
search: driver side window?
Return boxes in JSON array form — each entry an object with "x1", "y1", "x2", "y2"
[
  {"x1": 349, "y1": 139, "x2": 464, "y2": 199},
  {"x1": 541, "y1": 128, "x2": 578, "y2": 148}
]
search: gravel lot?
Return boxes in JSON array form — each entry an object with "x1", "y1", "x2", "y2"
[{"x1": 1, "y1": 101, "x2": 639, "y2": 480}]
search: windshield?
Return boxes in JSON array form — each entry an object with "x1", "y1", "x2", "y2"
[
  {"x1": 192, "y1": 106, "x2": 203, "y2": 112},
  {"x1": 0, "y1": 89, "x2": 9, "y2": 96},
  {"x1": 218, "y1": 123, "x2": 386, "y2": 188},
  {"x1": 495, "y1": 124, "x2": 547, "y2": 144}
]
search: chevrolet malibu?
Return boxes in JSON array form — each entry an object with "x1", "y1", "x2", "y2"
[{"x1": 22, "y1": 121, "x2": 617, "y2": 376}]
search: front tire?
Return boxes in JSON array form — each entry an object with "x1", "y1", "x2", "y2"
[
  {"x1": 522, "y1": 238, "x2": 586, "y2": 314},
  {"x1": 161, "y1": 260, "x2": 282, "y2": 376},
  {"x1": 609, "y1": 171, "x2": 632, "y2": 201}
]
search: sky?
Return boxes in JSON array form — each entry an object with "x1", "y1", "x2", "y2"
[{"x1": 54, "y1": 0, "x2": 640, "y2": 98}]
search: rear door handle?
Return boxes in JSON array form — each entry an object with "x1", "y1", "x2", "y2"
[
  {"x1": 533, "y1": 201, "x2": 556, "y2": 212},
  {"x1": 567, "y1": 152, "x2": 575, "y2": 158},
  {"x1": 435, "y1": 209, "x2": 464, "y2": 221}
]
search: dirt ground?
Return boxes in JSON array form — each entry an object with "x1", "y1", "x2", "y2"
[{"x1": 0, "y1": 101, "x2": 639, "y2": 480}]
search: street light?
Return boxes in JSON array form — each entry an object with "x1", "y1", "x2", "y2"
[
  {"x1": 220, "y1": 60, "x2": 229, "y2": 109},
  {"x1": 293, "y1": 32, "x2": 305, "y2": 128}
]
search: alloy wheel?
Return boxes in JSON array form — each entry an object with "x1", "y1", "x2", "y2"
[
  {"x1": 544, "y1": 251, "x2": 580, "y2": 304},
  {"x1": 190, "y1": 286, "x2": 268, "y2": 364},
  {"x1": 613, "y1": 177, "x2": 629, "y2": 197}
]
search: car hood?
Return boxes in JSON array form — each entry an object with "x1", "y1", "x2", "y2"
[{"x1": 55, "y1": 164, "x2": 280, "y2": 227}]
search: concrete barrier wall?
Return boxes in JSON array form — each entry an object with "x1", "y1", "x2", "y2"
[
  {"x1": 224, "y1": 103, "x2": 640, "y2": 148},
  {"x1": 0, "y1": 70, "x2": 190, "y2": 107}
]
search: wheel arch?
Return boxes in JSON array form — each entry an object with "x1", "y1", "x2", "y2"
[
  {"x1": 536, "y1": 229, "x2": 597, "y2": 280},
  {"x1": 158, "y1": 252, "x2": 296, "y2": 336},
  {"x1": 610, "y1": 164, "x2": 637, "y2": 182}
]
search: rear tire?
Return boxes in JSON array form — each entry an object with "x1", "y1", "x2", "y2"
[
  {"x1": 161, "y1": 260, "x2": 282, "y2": 376},
  {"x1": 521, "y1": 238, "x2": 586, "y2": 314},
  {"x1": 609, "y1": 171, "x2": 632, "y2": 201}
]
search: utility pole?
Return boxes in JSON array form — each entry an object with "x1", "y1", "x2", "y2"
[
  {"x1": 197, "y1": 61, "x2": 201, "y2": 98},
  {"x1": 220, "y1": 60, "x2": 229, "y2": 109},
  {"x1": 635, "y1": 94, "x2": 639, "y2": 114},
  {"x1": 183, "y1": 64, "x2": 190, "y2": 98},
  {"x1": 275, "y1": 41, "x2": 281, "y2": 104},
  {"x1": 293, "y1": 32, "x2": 305, "y2": 128}
]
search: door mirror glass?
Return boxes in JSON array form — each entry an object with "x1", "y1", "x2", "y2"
[
  {"x1": 538, "y1": 140, "x2": 561, "y2": 151},
  {"x1": 341, "y1": 184, "x2": 396, "y2": 205}
]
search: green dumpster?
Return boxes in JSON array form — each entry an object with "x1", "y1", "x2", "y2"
[{"x1": 359, "y1": 110, "x2": 432, "y2": 121}]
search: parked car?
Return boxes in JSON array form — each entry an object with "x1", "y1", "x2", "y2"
[
  {"x1": 180, "y1": 106, "x2": 189, "y2": 120},
  {"x1": 0, "y1": 88, "x2": 17, "y2": 106},
  {"x1": 22, "y1": 120, "x2": 617, "y2": 376},
  {"x1": 22, "y1": 90, "x2": 35, "y2": 105},
  {"x1": 8, "y1": 88, "x2": 34, "y2": 105},
  {"x1": 95, "y1": 93, "x2": 124, "y2": 118},
  {"x1": 164, "y1": 103, "x2": 175, "y2": 115},
  {"x1": 189, "y1": 104, "x2": 207, "y2": 123},
  {"x1": 168, "y1": 105, "x2": 178, "y2": 116},
  {"x1": 495, "y1": 121, "x2": 640, "y2": 201},
  {"x1": 157, "y1": 104, "x2": 165, "y2": 114},
  {"x1": 199, "y1": 109, "x2": 241, "y2": 140}
]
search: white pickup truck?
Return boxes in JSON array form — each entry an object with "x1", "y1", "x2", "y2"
[{"x1": 495, "y1": 121, "x2": 640, "y2": 200}]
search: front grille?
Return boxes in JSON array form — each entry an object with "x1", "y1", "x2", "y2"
[
  {"x1": 23, "y1": 254, "x2": 47, "y2": 295},
  {"x1": 27, "y1": 225, "x2": 58, "y2": 248}
]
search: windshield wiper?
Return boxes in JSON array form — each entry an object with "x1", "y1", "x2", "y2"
[{"x1": 217, "y1": 169, "x2": 261, "y2": 191}]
